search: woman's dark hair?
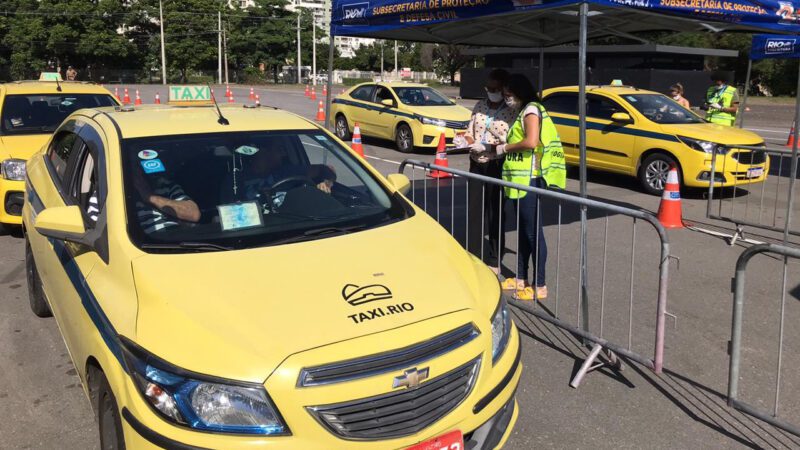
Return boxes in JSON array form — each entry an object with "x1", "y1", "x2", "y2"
[
  {"x1": 506, "y1": 74, "x2": 539, "y2": 105},
  {"x1": 487, "y1": 68, "x2": 510, "y2": 87},
  {"x1": 669, "y1": 83, "x2": 684, "y2": 95}
]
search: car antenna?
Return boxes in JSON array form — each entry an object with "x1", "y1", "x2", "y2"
[
  {"x1": 208, "y1": 83, "x2": 229, "y2": 125},
  {"x1": 55, "y1": 76, "x2": 62, "y2": 92}
]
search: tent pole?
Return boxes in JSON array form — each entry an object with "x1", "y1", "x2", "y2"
[
  {"x1": 738, "y1": 58, "x2": 752, "y2": 128},
  {"x1": 325, "y1": 35, "x2": 335, "y2": 131},
  {"x1": 782, "y1": 62, "x2": 800, "y2": 243},
  {"x1": 578, "y1": 2, "x2": 590, "y2": 337},
  {"x1": 538, "y1": 47, "x2": 544, "y2": 97}
]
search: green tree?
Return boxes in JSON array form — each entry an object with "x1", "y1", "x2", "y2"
[
  {"x1": 433, "y1": 44, "x2": 471, "y2": 85},
  {"x1": 227, "y1": 0, "x2": 296, "y2": 83}
]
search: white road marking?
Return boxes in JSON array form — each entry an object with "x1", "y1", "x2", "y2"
[
  {"x1": 746, "y1": 127, "x2": 789, "y2": 134},
  {"x1": 365, "y1": 154, "x2": 402, "y2": 166}
]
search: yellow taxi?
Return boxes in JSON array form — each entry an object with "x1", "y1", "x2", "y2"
[
  {"x1": 23, "y1": 86, "x2": 521, "y2": 449},
  {"x1": 0, "y1": 78, "x2": 117, "y2": 231},
  {"x1": 330, "y1": 82, "x2": 471, "y2": 153},
  {"x1": 541, "y1": 85, "x2": 768, "y2": 195}
]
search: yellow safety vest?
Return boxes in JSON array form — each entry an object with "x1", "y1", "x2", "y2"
[
  {"x1": 706, "y1": 85, "x2": 737, "y2": 126},
  {"x1": 502, "y1": 102, "x2": 566, "y2": 199}
]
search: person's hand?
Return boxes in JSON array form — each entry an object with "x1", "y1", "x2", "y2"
[
  {"x1": 495, "y1": 144, "x2": 507, "y2": 156},
  {"x1": 469, "y1": 142, "x2": 487, "y2": 154},
  {"x1": 710, "y1": 102, "x2": 722, "y2": 110},
  {"x1": 317, "y1": 179, "x2": 334, "y2": 194}
]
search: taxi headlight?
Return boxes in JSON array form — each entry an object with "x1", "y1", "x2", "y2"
[
  {"x1": 678, "y1": 136, "x2": 728, "y2": 155},
  {"x1": 491, "y1": 296, "x2": 511, "y2": 364},
  {"x1": 1, "y1": 159, "x2": 26, "y2": 181},
  {"x1": 121, "y1": 339, "x2": 288, "y2": 435},
  {"x1": 416, "y1": 114, "x2": 447, "y2": 127}
]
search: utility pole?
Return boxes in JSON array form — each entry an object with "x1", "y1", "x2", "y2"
[
  {"x1": 218, "y1": 12, "x2": 222, "y2": 85},
  {"x1": 159, "y1": 0, "x2": 167, "y2": 85},
  {"x1": 312, "y1": 16, "x2": 317, "y2": 86},
  {"x1": 296, "y1": 13, "x2": 301, "y2": 84},
  {"x1": 380, "y1": 40, "x2": 384, "y2": 81},
  {"x1": 394, "y1": 40, "x2": 398, "y2": 79},
  {"x1": 223, "y1": 25, "x2": 229, "y2": 84}
]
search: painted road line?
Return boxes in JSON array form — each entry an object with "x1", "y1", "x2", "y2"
[
  {"x1": 746, "y1": 127, "x2": 790, "y2": 134},
  {"x1": 365, "y1": 154, "x2": 402, "y2": 165}
]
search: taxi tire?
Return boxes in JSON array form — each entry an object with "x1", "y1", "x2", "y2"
[
  {"x1": 25, "y1": 238, "x2": 52, "y2": 318},
  {"x1": 639, "y1": 152, "x2": 680, "y2": 196},
  {"x1": 335, "y1": 114, "x2": 352, "y2": 141},
  {"x1": 396, "y1": 123, "x2": 414, "y2": 153},
  {"x1": 92, "y1": 368, "x2": 126, "y2": 450}
]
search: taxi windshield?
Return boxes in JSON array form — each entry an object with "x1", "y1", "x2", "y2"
[
  {"x1": 394, "y1": 87, "x2": 454, "y2": 106},
  {"x1": 1, "y1": 94, "x2": 116, "y2": 135},
  {"x1": 122, "y1": 130, "x2": 412, "y2": 252},
  {"x1": 622, "y1": 94, "x2": 703, "y2": 124}
]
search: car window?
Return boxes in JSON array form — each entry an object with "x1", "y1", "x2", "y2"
[
  {"x1": 374, "y1": 86, "x2": 395, "y2": 104},
  {"x1": 121, "y1": 130, "x2": 412, "y2": 252},
  {"x1": 350, "y1": 85, "x2": 375, "y2": 102},
  {"x1": 622, "y1": 94, "x2": 703, "y2": 124},
  {"x1": 73, "y1": 148, "x2": 100, "y2": 224},
  {"x1": 48, "y1": 131, "x2": 79, "y2": 183},
  {"x1": 1, "y1": 94, "x2": 116, "y2": 135},
  {"x1": 394, "y1": 87, "x2": 453, "y2": 106},
  {"x1": 587, "y1": 95, "x2": 627, "y2": 121},
  {"x1": 542, "y1": 93, "x2": 578, "y2": 115}
]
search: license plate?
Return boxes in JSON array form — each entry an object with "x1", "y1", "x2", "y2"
[
  {"x1": 747, "y1": 167, "x2": 764, "y2": 179},
  {"x1": 406, "y1": 430, "x2": 464, "y2": 450}
]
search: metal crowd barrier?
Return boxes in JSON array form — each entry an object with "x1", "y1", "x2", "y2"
[
  {"x1": 706, "y1": 145, "x2": 799, "y2": 243},
  {"x1": 728, "y1": 243, "x2": 800, "y2": 437},
  {"x1": 397, "y1": 159, "x2": 671, "y2": 386}
]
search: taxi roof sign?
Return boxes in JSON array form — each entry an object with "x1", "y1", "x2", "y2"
[
  {"x1": 39, "y1": 72, "x2": 63, "y2": 81},
  {"x1": 610, "y1": 79, "x2": 624, "y2": 86},
  {"x1": 168, "y1": 85, "x2": 213, "y2": 105}
]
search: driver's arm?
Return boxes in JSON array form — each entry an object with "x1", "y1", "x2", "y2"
[
  {"x1": 148, "y1": 194, "x2": 201, "y2": 223},
  {"x1": 308, "y1": 164, "x2": 337, "y2": 193}
]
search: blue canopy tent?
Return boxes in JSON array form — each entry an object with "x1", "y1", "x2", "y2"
[{"x1": 322, "y1": 0, "x2": 800, "y2": 391}]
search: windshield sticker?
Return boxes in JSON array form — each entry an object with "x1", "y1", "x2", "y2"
[
  {"x1": 138, "y1": 149, "x2": 159, "y2": 160},
  {"x1": 10, "y1": 118, "x2": 23, "y2": 127},
  {"x1": 234, "y1": 145, "x2": 259, "y2": 156},
  {"x1": 140, "y1": 159, "x2": 165, "y2": 174},
  {"x1": 218, "y1": 202, "x2": 263, "y2": 231},
  {"x1": 314, "y1": 135, "x2": 330, "y2": 142},
  {"x1": 626, "y1": 96, "x2": 637, "y2": 102}
]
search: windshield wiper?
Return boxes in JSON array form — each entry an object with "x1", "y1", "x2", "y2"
[
  {"x1": 140, "y1": 241, "x2": 234, "y2": 252},
  {"x1": 268, "y1": 224, "x2": 367, "y2": 246}
]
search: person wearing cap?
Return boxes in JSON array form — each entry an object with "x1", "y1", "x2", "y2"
[{"x1": 704, "y1": 72, "x2": 739, "y2": 126}]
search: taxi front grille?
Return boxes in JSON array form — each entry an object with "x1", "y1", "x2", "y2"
[
  {"x1": 308, "y1": 358, "x2": 480, "y2": 440},
  {"x1": 731, "y1": 149, "x2": 767, "y2": 165},
  {"x1": 298, "y1": 323, "x2": 479, "y2": 387},
  {"x1": 444, "y1": 119, "x2": 469, "y2": 129}
]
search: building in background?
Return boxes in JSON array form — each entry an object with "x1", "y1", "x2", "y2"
[{"x1": 335, "y1": 36, "x2": 374, "y2": 58}]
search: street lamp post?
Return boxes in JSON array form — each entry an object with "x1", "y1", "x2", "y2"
[{"x1": 159, "y1": 0, "x2": 167, "y2": 84}]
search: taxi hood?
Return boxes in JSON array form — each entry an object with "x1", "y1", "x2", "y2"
[
  {"x1": 662, "y1": 122, "x2": 764, "y2": 145},
  {"x1": 408, "y1": 104, "x2": 471, "y2": 122},
  {"x1": 131, "y1": 215, "x2": 498, "y2": 383},
  {"x1": 0, "y1": 134, "x2": 51, "y2": 160}
]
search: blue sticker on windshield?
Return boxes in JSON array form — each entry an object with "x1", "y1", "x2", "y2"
[
  {"x1": 141, "y1": 159, "x2": 165, "y2": 174},
  {"x1": 314, "y1": 135, "x2": 329, "y2": 142}
]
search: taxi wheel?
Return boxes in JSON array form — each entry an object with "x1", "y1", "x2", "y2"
[
  {"x1": 25, "y1": 238, "x2": 52, "y2": 318},
  {"x1": 335, "y1": 114, "x2": 351, "y2": 141},
  {"x1": 396, "y1": 124, "x2": 414, "y2": 153},
  {"x1": 639, "y1": 153, "x2": 680, "y2": 196},
  {"x1": 93, "y1": 369, "x2": 126, "y2": 450}
]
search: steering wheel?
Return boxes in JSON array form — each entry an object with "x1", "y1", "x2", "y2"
[{"x1": 270, "y1": 175, "x2": 316, "y2": 192}]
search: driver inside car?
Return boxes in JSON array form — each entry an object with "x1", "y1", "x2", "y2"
[{"x1": 132, "y1": 166, "x2": 202, "y2": 233}]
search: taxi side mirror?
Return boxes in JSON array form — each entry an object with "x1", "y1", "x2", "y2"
[
  {"x1": 386, "y1": 174, "x2": 411, "y2": 196},
  {"x1": 380, "y1": 98, "x2": 395, "y2": 107},
  {"x1": 34, "y1": 205, "x2": 88, "y2": 243},
  {"x1": 611, "y1": 112, "x2": 633, "y2": 123}
]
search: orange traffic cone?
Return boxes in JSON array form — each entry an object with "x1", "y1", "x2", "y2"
[
  {"x1": 787, "y1": 120, "x2": 796, "y2": 148},
  {"x1": 154, "y1": 92, "x2": 161, "y2": 104},
  {"x1": 315, "y1": 100, "x2": 325, "y2": 121},
  {"x1": 228, "y1": 92, "x2": 235, "y2": 103},
  {"x1": 249, "y1": 87, "x2": 255, "y2": 100},
  {"x1": 323, "y1": 84, "x2": 327, "y2": 96},
  {"x1": 225, "y1": 84, "x2": 231, "y2": 98},
  {"x1": 134, "y1": 89, "x2": 142, "y2": 105},
  {"x1": 310, "y1": 87, "x2": 317, "y2": 100},
  {"x1": 114, "y1": 87, "x2": 119, "y2": 101},
  {"x1": 304, "y1": 84, "x2": 310, "y2": 97},
  {"x1": 657, "y1": 165, "x2": 683, "y2": 228},
  {"x1": 351, "y1": 122, "x2": 364, "y2": 157},
  {"x1": 428, "y1": 133, "x2": 452, "y2": 179},
  {"x1": 123, "y1": 87, "x2": 131, "y2": 104},
  {"x1": 255, "y1": 94, "x2": 261, "y2": 106}
]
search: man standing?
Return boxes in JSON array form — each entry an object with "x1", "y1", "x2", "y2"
[
  {"x1": 704, "y1": 71, "x2": 739, "y2": 126},
  {"x1": 65, "y1": 66, "x2": 77, "y2": 81}
]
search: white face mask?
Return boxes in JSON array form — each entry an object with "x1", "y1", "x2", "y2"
[
  {"x1": 673, "y1": 95, "x2": 680, "y2": 100},
  {"x1": 505, "y1": 96, "x2": 517, "y2": 108},
  {"x1": 487, "y1": 91, "x2": 503, "y2": 103}
]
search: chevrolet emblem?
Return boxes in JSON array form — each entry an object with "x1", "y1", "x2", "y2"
[{"x1": 392, "y1": 367, "x2": 430, "y2": 389}]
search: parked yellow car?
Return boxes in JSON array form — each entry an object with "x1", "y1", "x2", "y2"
[
  {"x1": 23, "y1": 88, "x2": 520, "y2": 449},
  {"x1": 331, "y1": 82, "x2": 471, "y2": 153},
  {"x1": 0, "y1": 79, "x2": 117, "y2": 231},
  {"x1": 541, "y1": 86, "x2": 768, "y2": 195}
]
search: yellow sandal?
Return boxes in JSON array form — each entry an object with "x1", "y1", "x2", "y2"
[{"x1": 501, "y1": 278, "x2": 523, "y2": 291}]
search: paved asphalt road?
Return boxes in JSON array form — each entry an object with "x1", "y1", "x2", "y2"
[{"x1": 2, "y1": 84, "x2": 800, "y2": 449}]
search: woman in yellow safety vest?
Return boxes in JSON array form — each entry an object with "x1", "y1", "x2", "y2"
[
  {"x1": 494, "y1": 74, "x2": 566, "y2": 301},
  {"x1": 704, "y1": 72, "x2": 739, "y2": 126}
]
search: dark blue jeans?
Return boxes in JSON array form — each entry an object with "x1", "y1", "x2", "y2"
[{"x1": 510, "y1": 178, "x2": 547, "y2": 287}]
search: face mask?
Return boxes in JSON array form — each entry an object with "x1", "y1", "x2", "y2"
[
  {"x1": 505, "y1": 96, "x2": 517, "y2": 108},
  {"x1": 673, "y1": 95, "x2": 680, "y2": 100},
  {"x1": 487, "y1": 91, "x2": 503, "y2": 103}
]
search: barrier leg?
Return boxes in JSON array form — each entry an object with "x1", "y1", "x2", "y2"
[{"x1": 570, "y1": 343, "x2": 623, "y2": 388}]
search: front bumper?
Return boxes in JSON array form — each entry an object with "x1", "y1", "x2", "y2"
[
  {"x1": 414, "y1": 124, "x2": 467, "y2": 148},
  {"x1": 0, "y1": 178, "x2": 24, "y2": 225},
  {"x1": 683, "y1": 148, "x2": 770, "y2": 188},
  {"x1": 118, "y1": 316, "x2": 522, "y2": 449}
]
